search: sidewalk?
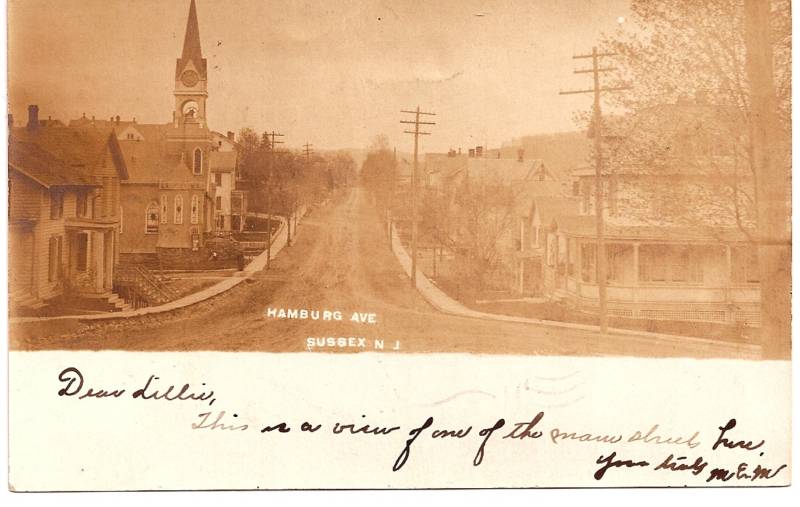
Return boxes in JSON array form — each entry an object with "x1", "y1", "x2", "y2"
[
  {"x1": 389, "y1": 224, "x2": 762, "y2": 359},
  {"x1": 10, "y1": 212, "x2": 299, "y2": 325}
]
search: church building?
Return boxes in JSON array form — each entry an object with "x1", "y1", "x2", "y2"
[{"x1": 72, "y1": 0, "x2": 222, "y2": 265}]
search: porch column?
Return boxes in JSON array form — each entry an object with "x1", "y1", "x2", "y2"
[
  {"x1": 93, "y1": 231, "x2": 105, "y2": 292},
  {"x1": 104, "y1": 231, "x2": 114, "y2": 290}
]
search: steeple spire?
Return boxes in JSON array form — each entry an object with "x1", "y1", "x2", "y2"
[{"x1": 181, "y1": 0, "x2": 203, "y2": 62}]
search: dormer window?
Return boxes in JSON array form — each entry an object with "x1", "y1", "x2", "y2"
[{"x1": 193, "y1": 148, "x2": 203, "y2": 175}]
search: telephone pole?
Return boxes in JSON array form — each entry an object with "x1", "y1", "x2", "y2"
[
  {"x1": 302, "y1": 143, "x2": 314, "y2": 163},
  {"x1": 265, "y1": 130, "x2": 284, "y2": 269},
  {"x1": 560, "y1": 47, "x2": 629, "y2": 333},
  {"x1": 401, "y1": 106, "x2": 436, "y2": 288}
]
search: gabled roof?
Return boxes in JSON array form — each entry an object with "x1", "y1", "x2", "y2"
[
  {"x1": 466, "y1": 157, "x2": 545, "y2": 184},
  {"x1": 9, "y1": 126, "x2": 129, "y2": 182},
  {"x1": 8, "y1": 139, "x2": 97, "y2": 188}
]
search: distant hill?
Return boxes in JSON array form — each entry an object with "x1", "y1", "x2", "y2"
[{"x1": 487, "y1": 131, "x2": 591, "y2": 182}]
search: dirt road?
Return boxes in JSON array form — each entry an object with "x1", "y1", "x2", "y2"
[{"x1": 9, "y1": 188, "x2": 751, "y2": 358}]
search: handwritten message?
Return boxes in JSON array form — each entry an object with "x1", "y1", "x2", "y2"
[{"x1": 56, "y1": 366, "x2": 788, "y2": 485}]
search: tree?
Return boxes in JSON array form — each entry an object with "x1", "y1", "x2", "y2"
[{"x1": 360, "y1": 135, "x2": 397, "y2": 217}]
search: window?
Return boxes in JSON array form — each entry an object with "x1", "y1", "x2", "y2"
[
  {"x1": 48, "y1": 235, "x2": 63, "y2": 282},
  {"x1": 75, "y1": 233, "x2": 88, "y2": 271},
  {"x1": 102, "y1": 177, "x2": 111, "y2": 216},
  {"x1": 193, "y1": 148, "x2": 203, "y2": 175},
  {"x1": 174, "y1": 195, "x2": 184, "y2": 224},
  {"x1": 546, "y1": 234, "x2": 557, "y2": 267},
  {"x1": 216, "y1": 196, "x2": 222, "y2": 210},
  {"x1": 190, "y1": 195, "x2": 200, "y2": 224},
  {"x1": 568, "y1": 238, "x2": 577, "y2": 276},
  {"x1": 50, "y1": 191, "x2": 64, "y2": 219},
  {"x1": 214, "y1": 173, "x2": 223, "y2": 186},
  {"x1": 160, "y1": 195, "x2": 168, "y2": 224},
  {"x1": 76, "y1": 192, "x2": 89, "y2": 218},
  {"x1": 731, "y1": 247, "x2": 759, "y2": 284},
  {"x1": 146, "y1": 202, "x2": 160, "y2": 234},
  {"x1": 581, "y1": 180, "x2": 592, "y2": 214},
  {"x1": 639, "y1": 245, "x2": 703, "y2": 284},
  {"x1": 606, "y1": 243, "x2": 631, "y2": 284}
]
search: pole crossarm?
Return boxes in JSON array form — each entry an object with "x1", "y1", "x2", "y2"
[
  {"x1": 573, "y1": 51, "x2": 618, "y2": 59},
  {"x1": 574, "y1": 67, "x2": 617, "y2": 74},
  {"x1": 401, "y1": 110, "x2": 436, "y2": 116}
]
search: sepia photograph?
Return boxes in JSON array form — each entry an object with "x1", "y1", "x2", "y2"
[{"x1": 4, "y1": 0, "x2": 793, "y2": 492}]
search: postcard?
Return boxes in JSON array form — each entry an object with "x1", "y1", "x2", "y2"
[{"x1": 5, "y1": 0, "x2": 792, "y2": 491}]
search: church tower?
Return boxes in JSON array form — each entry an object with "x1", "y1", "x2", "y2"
[{"x1": 174, "y1": 0, "x2": 207, "y2": 128}]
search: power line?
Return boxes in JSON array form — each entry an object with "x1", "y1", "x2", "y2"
[
  {"x1": 400, "y1": 106, "x2": 436, "y2": 288},
  {"x1": 560, "y1": 47, "x2": 630, "y2": 334}
]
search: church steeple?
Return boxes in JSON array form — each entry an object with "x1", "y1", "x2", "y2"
[
  {"x1": 181, "y1": 0, "x2": 203, "y2": 63},
  {"x1": 174, "y1": 0, "x2": 208, "y2": 127},
  {"x1": 175, "y1": 0, "x2": 207, "y2": 81}
]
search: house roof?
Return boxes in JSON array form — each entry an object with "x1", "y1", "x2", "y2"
[
  {"x1": 557, "y1": 215, "x2": 750, "y2": 242},
  {"x1": 529, "y1": 195, "x2": 581, "y2": 223},
  {"x1": 9, "y1": 126, "x2": 129, "y2": 183},
  {"x1": 466, "y1": 157, "x2": 546, "y2": 183},
  {"x1": 8, "y1": 139, "x2": 97, "y2": 188}
]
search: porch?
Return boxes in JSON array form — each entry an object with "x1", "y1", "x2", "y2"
[
  {"x1": 545, "y1": 237, "x2": 761, "y2": 326},
  {"x1": 64, "y1": 220, "x2": 117, "y2": 295}
]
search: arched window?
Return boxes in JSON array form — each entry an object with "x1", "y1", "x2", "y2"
[
  {"x1": 190, "y1": 195, "x2": 200, "y2": 224},
  {"x1": 160, "y1": 194, "x2": 168, "y2": 223},
  {"x1": 174, "y1": 195, "x2": 184, "y2": 224},
  {"x1": 193, "y1": 148, "x2": 203, "y2": 175},
  {"x1": 145, "y1": 202, "x2": 160, "y2": 234}
]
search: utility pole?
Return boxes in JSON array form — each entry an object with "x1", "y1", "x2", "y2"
[
  {"x1": 560, "y1": 47, "x2": 629, "y2": 333},
  {"x1": 265, "y1": 130, "x2": 284, "y2": 269},
  {"x1": 302, "y1": 143, "x2": 314, "y2": 163},
  {"x1": 401, "y1": 106, "x2": 436, "y2": 288}
]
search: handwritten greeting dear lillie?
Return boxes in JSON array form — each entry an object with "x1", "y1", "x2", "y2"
[{"x1": 56, "y1": 367, "x2": 787, "y2": 484}]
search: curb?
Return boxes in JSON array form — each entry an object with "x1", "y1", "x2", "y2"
[
  {"x1": 389, "y1": 224, "x2": 761, "y2": 358},
  {"x1": 10, "y1": 212, "x2": 300, "y2": 325}
]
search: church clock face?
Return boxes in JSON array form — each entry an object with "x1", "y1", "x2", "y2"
[
  {"x1": 182, "y1": 100, "x2": 200, "y2": 119},
  {"x1": 181, "y1": 70, "x2": 199, "y2": 87}
]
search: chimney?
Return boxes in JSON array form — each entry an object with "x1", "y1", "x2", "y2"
[
  {"x1": 133, "y1": 117, "x2": 137, "y2": 123},
  {"x1": 468, "y1": 148, "x2": 475, "y2": 158},
  {"x1": 475, "y1": 145, "x2": 483, "y2": 157},
  {"x1": 227, "y1": 131, "x2": 235, "y2": 141},
  {"x1": 517, "y1": 148, "x2": 525, "y2": 162},
  {"x1": 458, "y1": 147, "x2": 462, "y2": 155},
  {"x1": 27, "y1": 105, "x2": 39, "y2": 130},
  {"x1": 115, "y1": 115, "x2": 120, "y2": 124}
]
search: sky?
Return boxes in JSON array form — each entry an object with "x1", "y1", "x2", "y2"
[{"x1": 7, "y1": 0, "x2": 632, "y2": 153}]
